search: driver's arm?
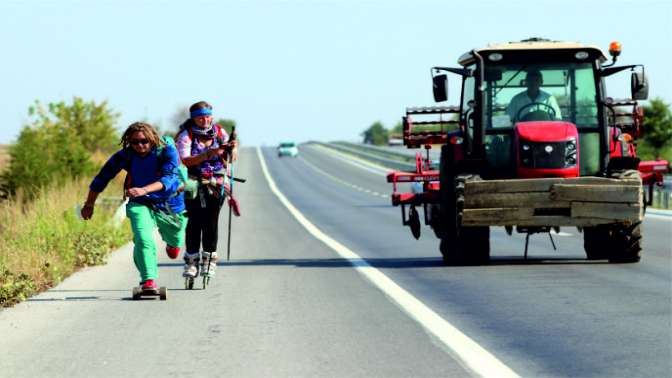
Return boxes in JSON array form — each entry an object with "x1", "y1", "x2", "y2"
[
  {"x1": 506, "y1": 95, "x2": 520, "y2": 121},
  {"x1": 549, "y1": 95, "x2": 562, "y2": 120}
]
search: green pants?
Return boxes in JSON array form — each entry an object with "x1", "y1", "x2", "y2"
[{"x1": 126, "y1": 202, "x2": 187, "y2": 283}]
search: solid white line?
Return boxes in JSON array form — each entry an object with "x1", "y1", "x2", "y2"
[{"x1": 256, "y1": 147, "x2": 520, "y2": 378}]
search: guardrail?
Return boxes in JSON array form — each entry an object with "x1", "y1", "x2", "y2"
[{"x1": 315, "y1": 142, "x2": 415, "y2": 171}]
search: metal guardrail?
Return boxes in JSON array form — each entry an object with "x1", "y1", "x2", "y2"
[
  {"x1": 314, "y1": 142, "x2": 415, "y2": 171},
  {"x1": 649, "y1": 187, "x2": 672, "y2": 210}
]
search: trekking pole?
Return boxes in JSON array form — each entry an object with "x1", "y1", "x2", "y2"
[
  {"x1": 226, "y1": 125, "x2": 238, "y2": 261},
  {"x1": 226, "y1": 155, "x2": 234, "y2": 261}
]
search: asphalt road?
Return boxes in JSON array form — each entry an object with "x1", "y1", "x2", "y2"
[{"x1": 1, "y1": 145, "x2": 670, "y2": 378}]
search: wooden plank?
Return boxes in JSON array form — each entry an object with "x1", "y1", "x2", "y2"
[
  {"x1": 571, "y1": 202, "x2": 642, "y2": 221},
  {"x1": 461, "y1": 208, "x2": 533, "y2": 225},
  {"x1": 550, "y1": 184, "x2": 641, "y2": 203},
  {"x1": 464, "y1": 177, "x2": 640, "y2": 195},
  {"x1": 461, "y1": 209, "x2": 635, "y2": 227},
  {"x1": 464, "y1": 192, "x2": 570, "y2": 209}
]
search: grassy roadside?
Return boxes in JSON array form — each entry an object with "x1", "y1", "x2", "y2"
[{"x1": 0, "y1": 179, "x2": 131, "y2": 307}]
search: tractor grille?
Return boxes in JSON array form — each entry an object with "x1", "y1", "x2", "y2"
[{"x1": 519, "y1": 141, "x2": 568, "y2": 169}]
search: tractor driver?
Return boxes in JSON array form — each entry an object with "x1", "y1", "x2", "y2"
[{"x1": 506, "y1": 69, "x2": 562, "y2": 122}]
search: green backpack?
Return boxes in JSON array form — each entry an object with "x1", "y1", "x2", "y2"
[{"x1": 158, "y1": 135, "x2": 197, "y2": 200}]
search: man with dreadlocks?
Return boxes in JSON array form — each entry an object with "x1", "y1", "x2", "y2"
[{"x1": 81, "y1": 122, "x2": 187, "y2": 294}]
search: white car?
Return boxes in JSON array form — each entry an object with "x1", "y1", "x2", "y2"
[{"x1": 277, "y1": 142, "x2": 299, "y2": 157}]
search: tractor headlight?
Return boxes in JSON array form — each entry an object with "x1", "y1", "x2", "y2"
[{"x1": 564, "y1": 138, "x2": 577, "y2": 167}]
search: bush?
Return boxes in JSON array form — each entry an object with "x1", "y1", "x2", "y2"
[{"x1": 0, "y1": 98, "x2": 120, "y2": 200}]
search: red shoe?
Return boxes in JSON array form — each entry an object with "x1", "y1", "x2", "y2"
[
  {"x1": 166, "y1": 245, "x2": 180, "y2": 259},
  {"x1": 141, "y1": 279, "x2": 158, "y2": 293}
]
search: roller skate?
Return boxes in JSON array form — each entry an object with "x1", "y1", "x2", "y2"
[
  {"x1": 182, "y1": 252, "x2": 200, "y2": 290},
  {"x1": 201, "y1": 251, "x2": 218, "y2": 288}
]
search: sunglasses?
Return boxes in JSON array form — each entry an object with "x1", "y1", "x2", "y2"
[{"x1": 130, "y1": 139, "x2": 150, "y2": 146}]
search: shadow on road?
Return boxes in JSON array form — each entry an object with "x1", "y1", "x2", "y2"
[{"x1": 157, "y1": 256, "x2": 608, "y2": 269}]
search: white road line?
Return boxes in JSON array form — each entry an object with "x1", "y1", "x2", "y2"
[
  {"x1": 299, "y1": 155, "x2": 385, "y2": 200},
  {"x1": 308, "y1": 144, "x2": 390, "y2": 176},
  {"x1": 257, "y1": 147, "x2": 520, "y2": 378}
]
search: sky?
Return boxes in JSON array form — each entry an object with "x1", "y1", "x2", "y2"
[{"x1": 1, "y1": 0, "x2": 670, "y2": 146}]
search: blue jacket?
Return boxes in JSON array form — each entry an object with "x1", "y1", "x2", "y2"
[{"x1": 89, "y1": 143, "x2": 186, "y2": 213}]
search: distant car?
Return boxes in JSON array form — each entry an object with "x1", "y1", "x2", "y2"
[{"x1": 277, "y1": 142, "x2": 299, "y2": 158}]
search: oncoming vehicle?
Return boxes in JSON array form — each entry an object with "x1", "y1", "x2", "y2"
[
  {"x1": 277, "y1": 142, "x2": 299, "y2": 158},
  {"x1": 387, "y1": 38, "x2": 669, "y2": 265}
]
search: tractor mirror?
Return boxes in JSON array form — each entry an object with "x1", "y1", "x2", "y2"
[
  {"x1": 631, "y1": 72, "x2": 649, "y2": 100},
  {"x1": 433, "y1": 74, "x2": 448, "y2": 102}
]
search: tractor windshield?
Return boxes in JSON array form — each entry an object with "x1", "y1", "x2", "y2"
[
  {"x1": 480, "y1": 62, "x2": 602, "y2": 177},
  {"x1": 484, "y1": 63, "x2": 599, "y2": 129}
]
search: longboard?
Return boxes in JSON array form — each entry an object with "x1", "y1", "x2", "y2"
[{"x1": 132, "y1": 286, "x2": 167, "y2": 300}]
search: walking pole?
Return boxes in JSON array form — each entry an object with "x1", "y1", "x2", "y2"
[{"x1": 226, "y1": 154, "x2": 234, "y2": 261}]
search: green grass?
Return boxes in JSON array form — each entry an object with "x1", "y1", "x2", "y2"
[{"x1": 0, "y1": 179, "x2": 131, "y2": 307}]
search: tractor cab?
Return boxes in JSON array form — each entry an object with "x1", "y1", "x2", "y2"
[{"x1": 432, "y1": 38, "x2": 650, "y2": 180}]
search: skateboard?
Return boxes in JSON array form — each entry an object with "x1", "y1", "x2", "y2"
[{"x1": 132, "y1": 286, "x2": 167, "y2": 300}]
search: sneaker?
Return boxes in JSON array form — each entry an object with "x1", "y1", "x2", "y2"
[
  {"x1": 182, "y1": 252, "x2": 200, "y2": 278},
  {"x1": 200, "y1": 251, "x2": 218, "y2": 277},
  {"x1": 166, "y1": 245, "x2": 180, "y2": 259},
  {"x1": 141, "y1": 279, "x2": 158, "y2": 293}
]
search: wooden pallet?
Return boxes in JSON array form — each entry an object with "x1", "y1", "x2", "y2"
[{"x1": 461, "y1": 177, "x2": 643, "y2": 227}]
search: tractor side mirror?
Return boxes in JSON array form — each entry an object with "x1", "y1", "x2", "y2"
[
  {"x1": 631, "y1": 72, "x2": 649, "y2": 100},
  {"x1": 433, "y1": 74, "x2": 448, "y2": 102}
]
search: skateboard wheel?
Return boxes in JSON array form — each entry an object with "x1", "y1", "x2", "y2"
[
  {"x1": 132, "y1": 287, "x2": 141, "y2": 300},
  {"x1": 159, "y1": 287, "x2": 167, "y2": 301}
]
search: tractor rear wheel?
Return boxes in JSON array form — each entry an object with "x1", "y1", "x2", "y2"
[{"x1": 439, "y1": 172, "x2": 490, "y2": 266}]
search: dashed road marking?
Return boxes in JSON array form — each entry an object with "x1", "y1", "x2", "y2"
[{"x1": 297, "y1": 153, "x2": 389, "y2": 201}]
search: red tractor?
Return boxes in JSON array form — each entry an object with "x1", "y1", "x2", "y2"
[{"x1": 388, "y1": 38, "x2": 669, "y2": 264}]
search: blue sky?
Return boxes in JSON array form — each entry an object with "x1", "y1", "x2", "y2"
[{"x1": 1, "y1": 0, "x2": 670, "y2": 146}]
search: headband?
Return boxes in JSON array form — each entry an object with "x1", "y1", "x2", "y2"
[{"x1": 190, "y1": 107, "x2": 213, "y2": 118}]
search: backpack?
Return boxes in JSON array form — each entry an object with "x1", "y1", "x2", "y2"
[{"x1": 123, "y1": 135, "x2": 196, "y2": 201}]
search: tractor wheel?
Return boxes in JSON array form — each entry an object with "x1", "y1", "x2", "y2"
[
  {"x1": 603, "y1": 169, "x2": 643, "y2": 263},
  {"x1": 439, "y1": 169, "x2": 490, "y2": 266},
  {"x1": 583, "y1": 226, "x2": 610, "y2": 260},
  {"x1": 607, "y1": 222, "x2": 642, "y2": 263}
]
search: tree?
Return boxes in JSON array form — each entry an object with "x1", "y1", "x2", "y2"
[
  {"x1": 28, "y1": 98, "x2": 120, "y2": 155},
  {"x1": 361, "y1": 121, "x2": 388, "y2": 145},
  {"x1": 0, "y1": 98, "x2": 119, "y2": 200},
  {"x1": 642, "y1": 97, "x2": 672, "y2": 153}
]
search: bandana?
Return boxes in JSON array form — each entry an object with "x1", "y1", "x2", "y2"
[
  {"x1": 191, "y1": 124, "x2": 215, "y2": 138},
  {"x1": 190, "y1": 107, "x2": 213, "y2": 118}
]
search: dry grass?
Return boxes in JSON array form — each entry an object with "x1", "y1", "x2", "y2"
[{"x1": 0, "y1": 178, "x2": 131, "y2": 306}]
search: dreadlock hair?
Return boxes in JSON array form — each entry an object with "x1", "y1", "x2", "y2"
[{"x1": 120, "y1": 122, "x2": 165, "y2": 149}]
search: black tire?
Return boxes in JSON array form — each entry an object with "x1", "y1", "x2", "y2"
[
  {"x1": 438, "y1": 145, "x2": 490, "y2": 265},
  {"x1": 584, "y1": 169, "x2": 642, "y2": 263},
  {"x1": 583, "y1": 226, "x2": 610, "y2": 260},
  {"x1": 609, "y1": 169, "x2": 643, "y2": 263}
]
